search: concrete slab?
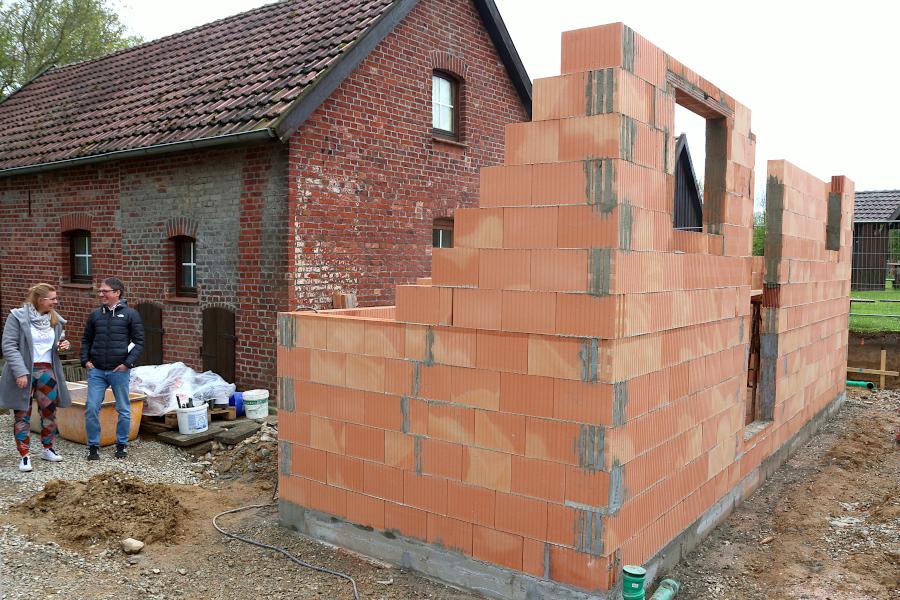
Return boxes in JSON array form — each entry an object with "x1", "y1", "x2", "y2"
[{"x1": 213, "y1": 419, "x2": 261, "y2": 445}]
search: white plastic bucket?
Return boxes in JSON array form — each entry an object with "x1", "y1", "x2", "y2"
[
  {"x1": 243, "y1": 389, "x2": 269, "y2": 421},
  {"x1": 175, "y1": 405, "x2": 208, "y2": 435}
]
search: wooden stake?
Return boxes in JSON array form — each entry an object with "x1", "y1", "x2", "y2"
[{"x1": 881, "y1": 349, "x2": 887, "y2": 390}]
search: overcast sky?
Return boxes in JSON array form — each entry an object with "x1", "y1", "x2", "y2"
[{"x1": 118, "y1": 0, "x2": 898, "y2": 200}]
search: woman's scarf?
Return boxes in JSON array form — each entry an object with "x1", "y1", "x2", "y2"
[{"x1": 26, "y1": 303, "x2": 52, "y2": 331}]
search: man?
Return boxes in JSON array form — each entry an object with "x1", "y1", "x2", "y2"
[{"x1": 81, "y1": 277, "x2": 144, "y2": 460}]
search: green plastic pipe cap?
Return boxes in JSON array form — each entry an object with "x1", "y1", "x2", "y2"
[{"x1": 623, "y1": 565, "x2": 647, "y2": 599}]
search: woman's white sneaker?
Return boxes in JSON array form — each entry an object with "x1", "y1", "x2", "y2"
[
  {"x1": 18, "y1": 455, "x2": 33, "y2": 472},
  {"x1": 41, "y1": 447, "x2": 63, "y2": 462}
]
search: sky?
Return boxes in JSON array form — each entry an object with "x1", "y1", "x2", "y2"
[{"x1": 117, "y1": 0, "x2": 899, "y2": 201}]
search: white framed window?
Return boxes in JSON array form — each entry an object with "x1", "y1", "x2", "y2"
[
  {"x1": 69, "y1": 231, "x2": 92, "y2": 283},
  {"x1": 432, "y1": 72, "x2": 459, "y2": 139},
  {"x1": 433, "y1": 218, "x2": 454, "y2": 248},
  {"x1": 175, "y1": 236, "x2": 197, "y2": 297}
]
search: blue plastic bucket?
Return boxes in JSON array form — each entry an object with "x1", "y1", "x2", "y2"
[{"x1": 229, "y1": 392, "x2": 245, "y2": 417}]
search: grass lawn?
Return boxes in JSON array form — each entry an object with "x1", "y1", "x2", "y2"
[{"x1": 850, "y1": 281, "x2": 900, "y2": 333}]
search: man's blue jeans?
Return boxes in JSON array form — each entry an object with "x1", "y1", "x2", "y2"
[{"x1": 85, "y1": 368, "x2": 131, "y2": 447}]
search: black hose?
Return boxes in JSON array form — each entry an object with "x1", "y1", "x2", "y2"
[{"x1": 212, "y1": 503, "x2": 361, "y2": 600}]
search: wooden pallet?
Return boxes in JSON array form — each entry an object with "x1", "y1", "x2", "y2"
[
  {"x1": 210, "y1": 406, "x2": 237, "y2": 421},
  {"x1": 140, "y1": 405, "x2": 237, "y2": 431}
]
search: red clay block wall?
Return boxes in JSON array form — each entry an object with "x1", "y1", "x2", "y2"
[
  {"x1": 277, "y1": 22, "x2": 851, "y2": 597},
  {"x1": 755, "y1": 161, "x2": 853, "y2": 444},
  {"x1": 287, "y1": 0, "x2": 529, "y2": 309}
]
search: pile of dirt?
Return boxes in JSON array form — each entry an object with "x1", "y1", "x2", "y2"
[
  {"x1": 212, "y1": 422, "x2": 278, "y2": 488},
  {"x1": 14, "y1": 471, "x2": 185, "y2": 546}
]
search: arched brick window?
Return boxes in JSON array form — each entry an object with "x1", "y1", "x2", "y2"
[
  {"x1": 67, "y1": 230, "x2": 92, "y2": 284},
  {"x1": 167, "y1": 218, "x2": 199, "y2": 298},
  {"x1": 430, "y1": 52, "x2": 467, "y2": 143},
  {"x1": 432, "y1": 71, "x2": 460, "y2": 140},
  {"x1": 173, "y1": 236, "x2": 197, "y2": 298},
  {"x1": 60, "y1": 213, "x2": 93, "y2": 284}
]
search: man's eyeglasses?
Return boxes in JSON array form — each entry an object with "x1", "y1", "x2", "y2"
[{"x1": 98, "y1": 289, "x2": 114, "y2": 294}]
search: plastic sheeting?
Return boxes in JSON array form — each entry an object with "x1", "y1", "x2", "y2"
[{"x1": 130, "y1": 362, "x2": 235, "y2": 416}]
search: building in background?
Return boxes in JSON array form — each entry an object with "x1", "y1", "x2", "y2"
[{"x1": 0, "y1": 0, "x2": 532, "y2": 391}]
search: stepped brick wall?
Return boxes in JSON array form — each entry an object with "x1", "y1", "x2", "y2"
[{"x1": 277, "y1": 23, "x2": 852, "y2": 597}]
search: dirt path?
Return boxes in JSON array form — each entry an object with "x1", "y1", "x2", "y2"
[
  {"x1": 1, "y1": 390, "x2": 897, "y2": 600},
  {"x1": 666, "y1": 389, "x2": 900, "y2": 599}
]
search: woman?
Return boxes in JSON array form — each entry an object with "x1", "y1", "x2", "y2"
[{"x1": 1, "y1": 284, "x2": 72, "y2": 472}]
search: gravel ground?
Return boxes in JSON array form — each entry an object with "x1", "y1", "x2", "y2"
[
  {"x1": 1, "y1": 389, "x2": 895, "y2": 600},
  {"x1": 0, "y1": 415, "x2": 480, "y2": 600},
  {"x1": 0, "y1": 414, "x2": 203, "y2": 600}
]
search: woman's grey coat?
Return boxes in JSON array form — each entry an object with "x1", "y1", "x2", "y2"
[{"x1": 0, "y1": 306, "x2": 72, "y2": 411}]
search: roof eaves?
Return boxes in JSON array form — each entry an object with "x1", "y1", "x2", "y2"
[
  {"x1": 272, "y1": 0, "x2": 421, "y2": 141},
  {"x1": 472, "y1": 0, "x2": 532, "y2": 117},
  {"x1": 0, "y1": 128, "x2": 275, "y2": 178}
]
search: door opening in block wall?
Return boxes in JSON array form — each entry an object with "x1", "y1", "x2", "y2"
[{"x1": 746, "y1": 294, "x2": 762, "y2": 424}]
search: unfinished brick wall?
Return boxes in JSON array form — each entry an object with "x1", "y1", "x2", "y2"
[
  {"x1": 756, "y1": 162, "x2": 853, "y2": 435},
  {"x1": 277, "y1": 23, "x2": 851, "y2": 598}
]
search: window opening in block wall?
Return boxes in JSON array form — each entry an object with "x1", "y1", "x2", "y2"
[
  {"x1": 746, "y1": 294, "x2": 762, "y2": 424},
  {"x1": 433, "y1": 217, "x2": 453, "y2": 248},
  {"x1": 673, "y1": 104, "x2": 706, "y2": 231}
]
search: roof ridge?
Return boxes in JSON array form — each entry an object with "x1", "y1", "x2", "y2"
[{"x1": 855, "y1": 189, "x2": 900, "y2": 194}]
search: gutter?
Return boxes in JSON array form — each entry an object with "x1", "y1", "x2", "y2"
[{"x1": 0, "y1": 128, "x2": 277, "y2": 178}]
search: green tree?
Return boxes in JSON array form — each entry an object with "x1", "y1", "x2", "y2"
[
  {"x1": 0, "y1": 0, "x2": 141, "y2": 98},
  {"x1": 752, "y1": 211, "x2": 766, "y2": 256}
]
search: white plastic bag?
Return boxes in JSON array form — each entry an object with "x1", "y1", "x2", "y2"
[{"x1": 129, "y1": 362, "x2": 191, "y2": 416}]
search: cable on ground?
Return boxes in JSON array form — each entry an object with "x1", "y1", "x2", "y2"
[{"x1": 212, "y1": 503, "x2": 362, "y2": 600}]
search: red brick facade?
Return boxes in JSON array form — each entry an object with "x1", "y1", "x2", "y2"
[
  {"x1": 287, "y1": 0, "x2": 528, "y2": 308},
  {"x1": 0, "y1": 0, "x2": 528, "y2": 393}
]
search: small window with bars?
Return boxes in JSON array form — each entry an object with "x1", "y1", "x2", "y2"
[{"x1": 433, "y1": 218, "x2": 454, "y2": 248}]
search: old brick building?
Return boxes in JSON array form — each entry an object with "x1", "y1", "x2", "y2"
[{"x1": 0, "y1": 0, "x2": 531, "y2": 391}]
